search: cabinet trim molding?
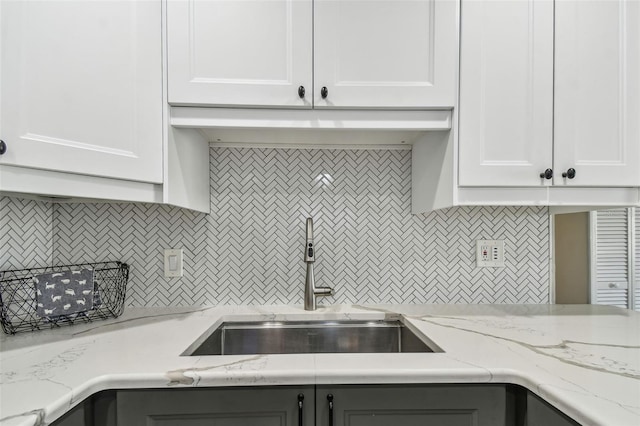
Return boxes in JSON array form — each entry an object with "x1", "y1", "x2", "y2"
[{"x1": 170, "y1": 107, "x2": 452, "y2": 131}]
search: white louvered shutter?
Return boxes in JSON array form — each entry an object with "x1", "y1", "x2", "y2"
[
  {"x1": 634, "y1": 208, "x2": 640, "y2": 311},
  {"x1": 593, "y1": 209, "x2": 629, "y2": 308}
]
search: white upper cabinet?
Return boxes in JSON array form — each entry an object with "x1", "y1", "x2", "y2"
[
  {"x1": 459, "y1": 0, "x2": 640, "y2": 189},
  {"x1": 167, "y1": 0, "x2": 313, "y2": 108},
  {"x1": 458, "y1": 0, "x2": 554, "y2": 186},
  {"x1": 167, "y1": 0, "x2": 457, "y2": 109},
  {"x1": 313, "y1": 0, "x2": 457, "y2": 108},
  {"x1": 554, "y1": 0, "x2": 640, "y2": 187},
  {"x1": 0, "y1": 0, "x2": 163, "y2": 184}
]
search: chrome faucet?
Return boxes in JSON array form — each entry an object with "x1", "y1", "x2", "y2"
[{"x1": 304, "y1": 218, "x2": 333, "y2": 310}]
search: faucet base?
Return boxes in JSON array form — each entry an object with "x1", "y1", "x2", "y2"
[{"x1": 304, "y1": 287, "x2": 334, "y2": 311}]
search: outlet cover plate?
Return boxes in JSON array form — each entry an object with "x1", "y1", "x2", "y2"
[{"x1": 476, "y1": 240, "x2": 505, "y2": 268}]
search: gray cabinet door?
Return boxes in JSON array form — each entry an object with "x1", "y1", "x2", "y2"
[
  {"x1": 117, "y1": 386, "x2": 314, "y2": 426},
  {"x1": 527, "y1": 393, "x2": 580, "y2": 426},
  {"x1": 52, "y1": 391, "x2": 116, "y2": 426},
  {"x1": 316, "y1": 385, "x2": 507, "y2": 426},
  {"x1": 51, "y1": 402, "x2": 86, "y2": 426}
]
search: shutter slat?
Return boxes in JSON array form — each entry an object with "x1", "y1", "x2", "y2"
[
  {"x1": 634, "y1": 208, "x2": 640, "y2": 311},
  {"x1": 595, "y1": 209, "x2": 629, "y2": 307},
  {"x1": 596, "y1": 289, "x2": 628, "y2": 309}
]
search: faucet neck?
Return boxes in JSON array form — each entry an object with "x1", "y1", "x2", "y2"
[
  {"x1": 304, "y1": 218, "x2": 314, "y2": 263},
  {"x1": 303, "y1": 217, "x2": 333, "y2": 311},
  {"x1": 304, "y1": 263, "x2": 316, "y2": 310}
]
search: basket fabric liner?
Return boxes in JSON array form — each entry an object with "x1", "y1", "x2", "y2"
[{"x1": 34, "y1": 269, "x2": 95, "y2": 318}]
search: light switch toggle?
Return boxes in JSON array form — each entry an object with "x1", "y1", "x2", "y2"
[{"x1": 164, "y1": 249, "x2": 183, "y2": 278}]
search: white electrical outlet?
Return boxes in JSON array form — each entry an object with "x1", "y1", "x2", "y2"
[
  {"x1": 476, "y1": 240, "x2": 505, "y2": 267},
  {"x1": 164, "y1": 249, "x2": 183, "y2": 278}
]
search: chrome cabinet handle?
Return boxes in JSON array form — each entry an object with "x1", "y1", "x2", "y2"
[
  {"x1": 327, "y1": 394, "x2": 334, "y2": 426},
  {"x1": 298, "y1": 394, "x2": 304, "y2": 426}
]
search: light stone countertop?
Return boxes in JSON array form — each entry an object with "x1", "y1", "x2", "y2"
[{"x1": 0, "y1": 304, "x2": 639, "y2": 426}]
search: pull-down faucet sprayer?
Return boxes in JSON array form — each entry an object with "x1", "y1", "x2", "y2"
[{"x1": 304, "y1": 218, "x2": 333, "y2": 310}]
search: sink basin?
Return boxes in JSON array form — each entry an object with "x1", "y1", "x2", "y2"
[{"x1": 185, "y1": 319, "x2": 441, "y2": 355}]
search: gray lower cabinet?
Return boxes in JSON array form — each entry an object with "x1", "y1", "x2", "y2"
[
  {"x1": 116, "y1": 386, "x2": 314, "y2": 426},
  {"x1": 51, "y1": 390, "x2": 117, "y2": 426},
  {"x1": 49, "y1": 403, "x2": 86, "y2": 426},
  {"x1": 52, "y1": 384, "x2": 581, "y2": 426},
  {"x1": 316, "y1": 385, "x2": 507, "y2": 426},
  {"x1": 117, "y1": 385, "x2": 507, "y2": 426},
  {"x1": 527, "y1": 392, "x2": 581, "y2": 426}
]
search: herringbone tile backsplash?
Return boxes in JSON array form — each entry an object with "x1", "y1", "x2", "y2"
[
  {"x1": 1, "y1": 197, "x2": 53, "y2": 270},
  {"x1": 2, "y1": 148, "x2": 551, "y2": 306}
]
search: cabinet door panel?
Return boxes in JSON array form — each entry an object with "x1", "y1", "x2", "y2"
[
  {"x1": 50, "y1": 402, "x2": 86, "y2": 426},
  {"x1": 0, "y1": 0, "x2": 162, "y2": 183},
  {"x1": 458, "y1": 0, "x2": 553, "y2": 186},
  {"x1": 145, "y1": 414, "x2": 285, "y2": 426},
  {"x1": 554, "y1": 0, "x2": 640, "y2": 186},
  {"x1": 314, "y1": 0, "x2": 456, "y2": 108},
  {"x1": 167, "y1": 0, "x2": 312, "y2": 107},
  {"x1": 333, "y1": 411, "x2": 475, "y2": 426},
  {"x1": 117, "y1": 387, "x2": 314, "y2": 426},
  {"x1": 316, "y1": 385, "x2": 506, "y2": 426},
  {"x1": 527, "y1": 393, "x2": 580, "y2": 426}
]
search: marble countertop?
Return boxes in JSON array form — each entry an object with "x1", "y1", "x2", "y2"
[{"x1": 1, "y1": 304, "x2": 639, "y2": 426}]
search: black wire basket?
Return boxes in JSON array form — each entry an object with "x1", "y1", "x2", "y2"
[{"x1": 0, "y1": 261, "x2": 128, "y2": 335}]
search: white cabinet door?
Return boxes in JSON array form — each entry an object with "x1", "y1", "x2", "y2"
[
  {"x1": 0, "y1": 0, "x2": 163, "y2": 184},
  {"x1": 458, "y1": 0, "x2": 554, "y2": 186},
  {"x1": 167, "y1": 0, "x2": 312, "y2": 108},
  {"x1": 554, "y1": 0, "x2": 640, "y2": 186},
  {"x1": 314, "y1": 0, "x2": 457, "y2": 108}
]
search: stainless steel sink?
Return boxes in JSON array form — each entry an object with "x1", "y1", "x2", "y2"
[{"x1": 185, "y1": 320, "x2": 440, "y2": 355}]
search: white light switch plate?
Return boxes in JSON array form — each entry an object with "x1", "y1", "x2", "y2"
[
  {"x1": 164, "y1": 249, "x2": 183, "y2": 278},
  {"x1": 476, "y1": 240, "x2": 505, "y2": 267}
]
